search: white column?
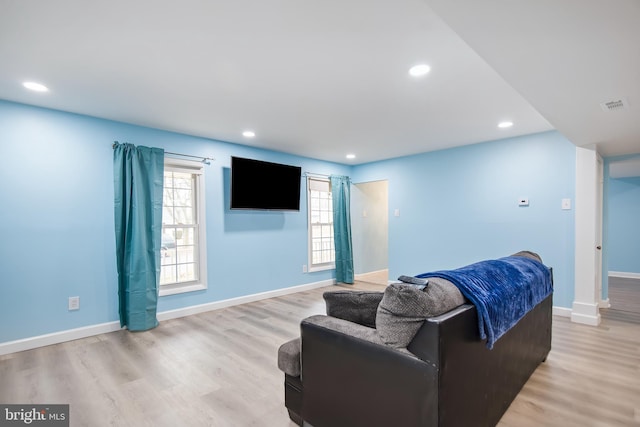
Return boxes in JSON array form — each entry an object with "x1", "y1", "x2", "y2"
[{"x1": 572, "y1": 146, "x2": 601, "y2": 326}]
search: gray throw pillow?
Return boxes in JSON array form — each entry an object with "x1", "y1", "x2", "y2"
[
  {"x1": 376, "y1": 279, "x2": 465, "y2": 348},
  {"x1": 323, "y1": 291, "x2": 384, "y2": 328}
]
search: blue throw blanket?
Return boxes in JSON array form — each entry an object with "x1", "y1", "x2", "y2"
[{"x1": 416, "y1": 256, "x2": 552, "y2": 349}]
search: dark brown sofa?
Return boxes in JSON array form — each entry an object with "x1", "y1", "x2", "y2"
[
  {"x1": 278, "y1": 257, "x2": 552, "y2": 427},
  {"x1": 278, "y1": 252, "x2": 552, "y2": 427},
  {"x1": 278, "y1": 296, "x2": 552, "y2": 427}
]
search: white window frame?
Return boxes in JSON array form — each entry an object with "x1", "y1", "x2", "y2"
[
  {"x1": 307, "y1": 177, "x2": 335, "y2": 272},
  {"x1": 159, "y1": 158, "x2": 208, "y2": 296}
]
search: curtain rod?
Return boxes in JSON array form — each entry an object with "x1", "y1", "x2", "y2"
[
  {"x1": 165, "y1": 151, "x2": 215, "y2": 165},
  {"x1": 112, "y1": 141, "x2": 215, "y2": 165},
  {"x1": 304, "y1": 171, "x2": 331, "y2": 178}
]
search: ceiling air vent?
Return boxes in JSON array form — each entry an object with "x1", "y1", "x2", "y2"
[{"x1": 600, "y1": 98, "x2": 628, "y2": 112}]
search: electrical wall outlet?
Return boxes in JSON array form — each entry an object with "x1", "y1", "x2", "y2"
[
  {"x1": 302, "y1": 264, "x2": 308, "y2": 273},
  {"x1": 68, "y1": 296, "x2": 80, "y2": 311}
]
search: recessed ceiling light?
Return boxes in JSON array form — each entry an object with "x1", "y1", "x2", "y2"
[
  {"x1": 408, "y1": 64, "x2": 431, "y2": 77},
  {"x1": 346, "y1": 154, "x2": 356, "y2": 159},
  {"x1": 498, "y1": 121, "x2": 513, "y2": 128},
  {"x1": 242, "y1": 130, "x2": 255, "y2": 138},
  {"x1": 23, "y1": 81, "x2": 49, "y2": 92}
]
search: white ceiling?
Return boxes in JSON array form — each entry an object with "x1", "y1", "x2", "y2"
[
  {"x1": 0, "y1": 0, "x2": 637, "y2": 165},
  {"x1": 423, "y1": 0, "x2": 640, "y2": 158}
]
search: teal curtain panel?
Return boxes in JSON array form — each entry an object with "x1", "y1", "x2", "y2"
[
  {"x1": 330, "y1": 175, "x2": 354, "y2": 284},
  {"x1": 113, "y1": 142, "x2": 164, "y2": 331}
]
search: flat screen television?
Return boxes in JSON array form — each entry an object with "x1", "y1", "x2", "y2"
[{"x1": 230, "y1": 156, "x2": 302, "y2": 211}]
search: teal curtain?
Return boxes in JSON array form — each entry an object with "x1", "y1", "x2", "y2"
[
  {"x1": 113, "y1": 142, "x2": 164, "y2": 331},
  {"x1": 330, "y1": 175, "x2": 354, "y2": 284}
]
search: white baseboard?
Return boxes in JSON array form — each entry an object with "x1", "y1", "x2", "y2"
[
  {"x1": 599, "y1": 298, "x2": 611, "y2": 309},
  {"x1": 0, "y1": 321, "x2": 123, "y2": 356},
  {"x1": 571, "y1": 312, "x2": 601, "y2": 326},
  {"x1": 608, "y1": 271, "x2": 640, "y2": 280},
  {"x1": 355, "y1": 269, "x2": 388, "y2": 281},
  {"x1": 552, "y1": 306, "x2": 572, "y2": 317},
  {"x1": 157, "y1": 278, "x2": 334, "y2": 321},
  {"x1": 355, "y1": 268, "x2": 388, "y2": 276},
  {"x1": 571, "y1": 301, "x2": 601, "y2": 326},
  {"x1": 0, "y1": 279, "x2": 335, "y2": 356}
]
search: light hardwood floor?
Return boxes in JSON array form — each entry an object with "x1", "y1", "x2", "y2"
[
  {"x1": 355, "y1": 269, "x2": 389, "y2": 286},
  {"x1": 608, "y1": 276, "x2": 640, "y2": 314},
  {"x1": 1, "y1": 282, "x2": 639, "y2": 427}
]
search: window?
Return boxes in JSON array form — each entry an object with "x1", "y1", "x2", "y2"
[
  {"x1": 308, "y1": 177, "x2": 335, "y2": 271},
  {"x1": 160, "y1": 159, "x2": 207, "y2": 296}
]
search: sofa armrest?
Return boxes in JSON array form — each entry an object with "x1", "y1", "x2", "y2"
[
  {"x1": 300, "y1": 315, "x2": 438, "y2": 427},
  {"x1": 322, "y1": 290, "x2": 383, "y2": 328},
  {"x1": 301, "y1": 314, "x2": 385, "y2": 346}
]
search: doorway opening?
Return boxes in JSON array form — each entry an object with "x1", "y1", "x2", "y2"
[{"x1": 351, "y1": 180, "x2": 389, "y2": 286}]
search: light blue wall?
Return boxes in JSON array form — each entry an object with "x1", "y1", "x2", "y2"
[
  {"x1": 0, "y1": 100, "x2": 579, "y2": 344},
  {"x1": 604, "y1": 156, "x2": 640, "y2": 274},
  {"x1": 0, "y1": 100, "x2": 350, "y2": 343},
  {"x1": 352, "y1": 131, "x2": 576, "y2": 308}
]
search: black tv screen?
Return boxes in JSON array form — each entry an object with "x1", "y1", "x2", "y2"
[{"x1": 230, "y1": 156, "x2": 302, "y2": 211}]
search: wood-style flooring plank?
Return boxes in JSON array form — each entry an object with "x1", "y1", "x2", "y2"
[{"x1": 608, "y1": 276, "x2": 640, "y2": 314}]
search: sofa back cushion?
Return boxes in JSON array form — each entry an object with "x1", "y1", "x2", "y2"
[{"x1": 376, "y1": 279, "x2": 465, "y2": 348}]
